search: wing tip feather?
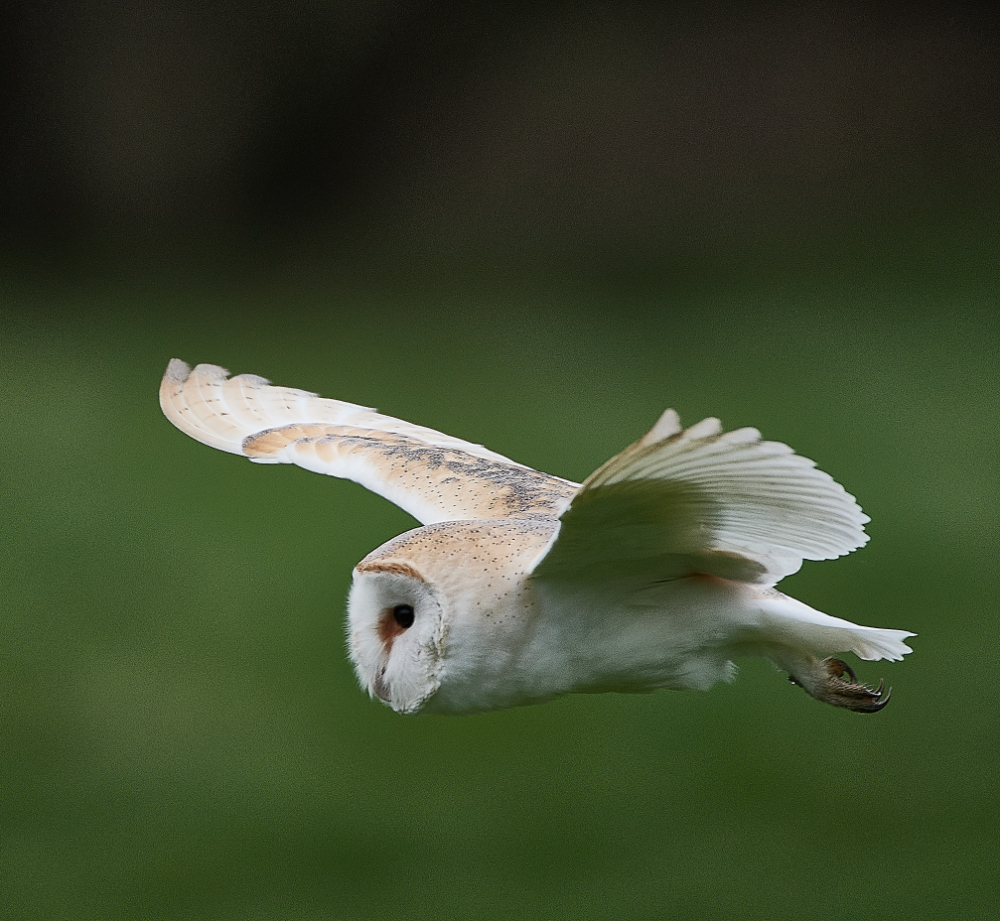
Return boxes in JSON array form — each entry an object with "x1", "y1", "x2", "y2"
[
  {"x1": 159, "y1": 359, "x2": 249, "y2": 454},
  {"x1": 231, "y1": 372, "x2": 272, "y2": 387},
  {"x1": 164, "y1": 358, "x2": 192, "y2": 383},
  {"x1": 639, "y1": 408, "x2": 682, "y2": 446},
  {"x1": 190, "y1": 362, "x2": 231, "y2": 381}
]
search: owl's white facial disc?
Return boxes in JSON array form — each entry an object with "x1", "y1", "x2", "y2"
[{"x1": 347, "y1": 562, "x2": 445, "y2": 714}]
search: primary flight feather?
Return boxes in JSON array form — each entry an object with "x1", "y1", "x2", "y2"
[{"x1": 161, "y1": 359, "x2": 913, "y2": 715}]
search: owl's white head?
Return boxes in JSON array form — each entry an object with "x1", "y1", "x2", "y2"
[
  {"x1": 347, "y1": 558, "x2": 446, "y2": 714},
  {"x1": 346, "y1": 519, "x2": 558, "y2": 714}
]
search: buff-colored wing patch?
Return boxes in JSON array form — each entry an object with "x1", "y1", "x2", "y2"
[{"x1": 160, "y1": 360, "x2": 576, "y2": 524}]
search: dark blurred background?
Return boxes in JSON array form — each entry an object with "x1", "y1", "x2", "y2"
[
  {"x1": 2, "y1": 3, "x2": 999, "y2": 920},
  {"x1": 3, "y1": 1, "x2": 998, "y2": 283}
]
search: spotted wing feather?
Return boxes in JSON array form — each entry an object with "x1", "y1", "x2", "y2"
[{"x1": 160, "y1": 360, "x2": 575, "y2": 524}]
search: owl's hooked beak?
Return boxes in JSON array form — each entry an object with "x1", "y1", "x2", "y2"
[
  {"x1": 788, "y1": 657, "x2": 892, "y2": 713},
  {"x1": 371, "y1": 666, "x2": 391, "y2": 704}
]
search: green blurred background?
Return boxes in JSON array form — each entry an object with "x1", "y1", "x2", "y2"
[{"x1": 3, "y1": 4, "x2": 999, "y2": 919}]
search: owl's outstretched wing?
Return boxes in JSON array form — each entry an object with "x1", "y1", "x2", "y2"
[
  {"x1": 160, "y1": 360, "x2": 576, "y2": 524},
  {"x1": 531, "y1": 409, "x2": 869, "y2": 586}
]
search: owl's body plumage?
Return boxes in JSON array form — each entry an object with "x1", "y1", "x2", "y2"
[{"x1": 160, "y1": 360, "x2": 913, "y2": 715}]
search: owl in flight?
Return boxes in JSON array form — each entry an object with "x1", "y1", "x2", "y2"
[{"x1": 161, "y1": 360, "x2": 913, "y2": 716}]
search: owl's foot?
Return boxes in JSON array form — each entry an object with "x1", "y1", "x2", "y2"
[{"x1": 789, "y1": 657, "x2": 891, "y2": 713}]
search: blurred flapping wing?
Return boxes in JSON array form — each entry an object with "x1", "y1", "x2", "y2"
[
  {"x1": 160, "y1": 360, "x2": 576, "y2": 524},
  {"x1": 532, "y1": 409, "x2": 869, "y2": 586}
]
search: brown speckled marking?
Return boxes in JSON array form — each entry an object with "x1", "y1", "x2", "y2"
[
  {"x1": 356, "y1": 517, "x2": 560, "y2": 610},
  {"x1": 244, "y1": 423, "x2": 577, "y2": 520},
  {"x1": 355, "y1": 560, "x2": 425, "y2": 581}
]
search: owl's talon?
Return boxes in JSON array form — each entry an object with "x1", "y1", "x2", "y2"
[
  {"x1": 792, "y1": 657, "x2": 892, "y2": 713},
  {"x1": 825, "y1": 657, "x2": 857, "y2": 683}
]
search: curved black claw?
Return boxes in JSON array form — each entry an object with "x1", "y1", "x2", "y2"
[{"x1": 818, "y1": 658, "x2": 892, "y2": 713}]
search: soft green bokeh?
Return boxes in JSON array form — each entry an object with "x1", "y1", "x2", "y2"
[{"x1": 2, "y1": 269, "x2": 998, "y2": 920}]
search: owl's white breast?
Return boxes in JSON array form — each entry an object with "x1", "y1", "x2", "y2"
[
  {"x1": 426, "y1": 568, "x2": 751, "y2": 714},
  {"x1": 357, "y1": 518, "x2": 761, "y2": 715}
]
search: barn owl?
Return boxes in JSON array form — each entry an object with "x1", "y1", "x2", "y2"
[{"x1": 160, "y1": 359, "x2": 913, "y2": 716}]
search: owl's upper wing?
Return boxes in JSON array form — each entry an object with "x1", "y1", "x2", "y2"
[
  {"x1": 160, "y1": 360, "x2": 576, "y2": 524},
  {"x1": 531, "y1": 409, "x2": 869, "y2": 586}
]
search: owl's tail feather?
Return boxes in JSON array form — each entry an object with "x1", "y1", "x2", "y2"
[{"x1": 749, "y1": 592, "x2": 914, "y2": 663}]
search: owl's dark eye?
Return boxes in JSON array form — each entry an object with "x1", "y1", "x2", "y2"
[{"x1": 393, "y1": 604, "x2": 415, "y2": 629}]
